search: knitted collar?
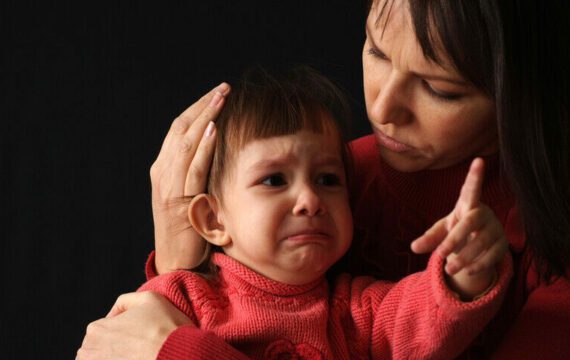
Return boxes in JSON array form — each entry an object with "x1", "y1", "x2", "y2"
[{"x1": 212, "y1": 253, "x2": 327, "y2": 297}]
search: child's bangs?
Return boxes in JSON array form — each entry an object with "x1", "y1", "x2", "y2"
[
  {"x1": 225, "y1": 90, "x2": 335, "y2": 151},
  {"x1": 209, "y1": 65, "x2": 352, "y2": 200}
]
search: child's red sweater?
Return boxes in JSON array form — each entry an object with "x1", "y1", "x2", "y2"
[{"x1": 141, "y1": 252, "x2": 512, "y2": 360}]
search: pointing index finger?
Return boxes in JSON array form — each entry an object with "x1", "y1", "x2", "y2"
[{"x1": 457, "y1": 158, "x2": 485, "y2": 213}]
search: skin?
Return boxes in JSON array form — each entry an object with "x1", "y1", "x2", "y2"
[
  {"x1": 190, "y1": 130, "x2": 353, "y2": 285},
  {"x1": 363, "y1": 1, "x2": 499, "y2": 172}
]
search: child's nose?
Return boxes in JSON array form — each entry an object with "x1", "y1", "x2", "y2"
[{"x1": 292, "y1": 184, "x2": 325, "y2": 216}]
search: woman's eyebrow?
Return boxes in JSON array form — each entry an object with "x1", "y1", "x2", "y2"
[
  {"x1": 365, "y1": 25, "x2": 468, "y2": 86},
  {"x1": 365, "y1": 25, "x2": 395, "y2": 63},
  {"x1": 417, "y1": 72, "x2": 469, "y2": 86}
]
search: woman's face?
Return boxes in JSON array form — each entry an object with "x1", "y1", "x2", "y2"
[{"x1": 362, "y1": 1, "x2": 498, "y2": 172}]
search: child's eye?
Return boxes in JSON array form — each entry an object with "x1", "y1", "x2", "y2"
[
  {"x1": 261, "y1": 174, "x2": 287, "y2": 186},
  {"x1": 316, "y1": 173, "x2": 342, "y2": 186}
]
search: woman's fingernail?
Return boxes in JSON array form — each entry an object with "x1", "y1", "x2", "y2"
[
  {"x1": 217, "y1": 82, "x2": 230, "y2": 95},
  {"x1": 205, "y1": 121, "x2": 215, "y2": 138},
  {"x1": 209, "y1": 91, "x2": 223, "y2": 108}
]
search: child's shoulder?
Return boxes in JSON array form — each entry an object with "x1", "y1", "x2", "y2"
[
  {"x1": 139, "y1": 270, "x2": 224, "y2": 306},
  {"x1": 138, "y1": 270, "x2": 229, "y2": 325}
]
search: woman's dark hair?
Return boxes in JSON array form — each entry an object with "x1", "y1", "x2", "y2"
[
  {"x1": 370, "y1": 0, "x2": 569, "y2": 281},
  {"x1": 496, "y1": 1, "x2": 570, "y2": 281}
]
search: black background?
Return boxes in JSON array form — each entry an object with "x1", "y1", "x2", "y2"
[{"x1": 3, "y1": 1, "x2": 370, "y2": 358}]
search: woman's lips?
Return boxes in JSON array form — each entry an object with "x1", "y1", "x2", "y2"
[{"x1": 374, "y1": 129, "x2": 413, "y2": 153}]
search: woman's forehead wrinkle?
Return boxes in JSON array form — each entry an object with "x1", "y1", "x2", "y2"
[
  {"x1": 369, "y1": 1, "x2": 458, "y2": 76},
  {"x1": 370, "y1": 6, "x2": 424, "y2": 75},
  {"x1": 372, "y1": 0, "x2": 407, "y2": 39}
]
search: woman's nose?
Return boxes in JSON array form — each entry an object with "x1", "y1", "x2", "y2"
[
  {"x1": 369, "y1": 70, "x2": 414, "y2": 126},
  {"x1": 292, "y1": 184, "x2": 325, "y2": 217}
]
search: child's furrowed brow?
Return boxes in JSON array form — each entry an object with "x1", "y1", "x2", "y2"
[
  {"x1": 247, "y1": 154, "x2": 344, "y2": 173},
  {"x1": 247, "y1": 158, "x2": 291, "y2": 173}
]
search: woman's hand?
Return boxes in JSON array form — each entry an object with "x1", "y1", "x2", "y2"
[
  {"x1": 411, "y1": 158, "x2": 509, "y2": 298},
  {"x1": 151, "y1": 83, "x2": 230, "y2": 274},
  {"x1": 77, "y1": 292, "x2": 193, "y2": 360}
]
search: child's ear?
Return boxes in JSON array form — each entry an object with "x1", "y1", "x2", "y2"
[{"x1": 188, "y1": 194, "x2": 231, "y2": 247}]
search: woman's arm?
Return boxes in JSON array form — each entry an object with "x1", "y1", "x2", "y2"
[
  {"x1": 77, "y1": 292, "x2": 251, "y2": 360},
  {"x1": 77, "y1": 292, "x2": 191, "y2": 360}
]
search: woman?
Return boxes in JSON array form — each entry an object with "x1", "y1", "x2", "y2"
[{"x1": 78, "y1": 0, "x2": 569, "y2": 359}]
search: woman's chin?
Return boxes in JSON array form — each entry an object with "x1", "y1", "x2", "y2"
[{"x1": 378, "y1": 146, "x2": 432, "y2": 172}]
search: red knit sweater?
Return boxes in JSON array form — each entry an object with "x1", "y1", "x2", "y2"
[
  {"x1": 140, "y1": 252, "x2": 512, "y2": 360},
  {"x1": 146, "y1": 134, "x2": 570, "y2": 359},
  {"x1": 345, "y1": 136, "x2": 570, "y2": 359}
]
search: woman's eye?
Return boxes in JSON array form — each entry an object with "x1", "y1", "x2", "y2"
[
  {"x1": 367, "y1": 47, "x2": 389, "y2": 61},
  {"x1": 261, "y1": 174, "x2": 286, "y2": 186},
  {"x1": 317, "y1": 173, "x2": 342, "y2": 186},
  {"x1": 422, "y1": 80, "x2": 463, "y2": 101}
]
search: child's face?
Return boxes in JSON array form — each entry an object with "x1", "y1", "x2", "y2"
[{"x1": 217, "y1": 128, "x2": 353, "y2": 285}]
